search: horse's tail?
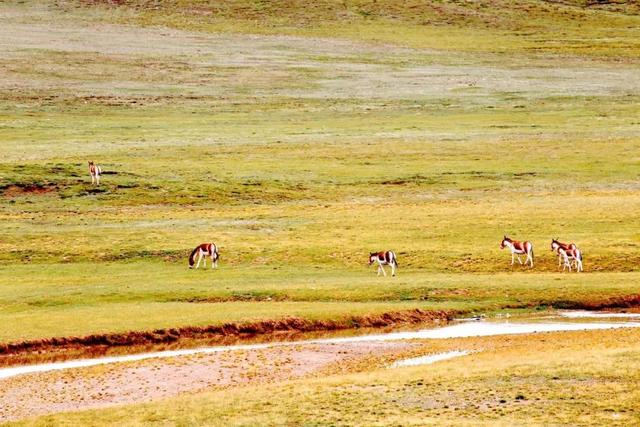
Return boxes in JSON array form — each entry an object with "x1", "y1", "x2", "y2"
[
  {"x1": 97, "y1": 166, "x2": 102, "y2": 175},
  {"x1": 188, "y1": 246, "x2": 199, "y2": 267},
  {"x1": 530, "y1": 246, "x2": 534, "y2": 264},
  {"x1": 393, "y1": 252, "x2": 398, "y2": 267}
]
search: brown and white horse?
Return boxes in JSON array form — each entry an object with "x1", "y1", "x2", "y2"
[
  {"x1": 88, "y1": 161, "x2": 102, "y2": 185},
  {"x1": 189, "y1": 243, "x2": 219, "y2": 269},
  {"x1": 369, "y1": 251, "x2": 398, "y2": 277},
  {"x1": 550, "y1": 238, "x2": 577, "y2": 268},
  {"x1": 500, "y1": 236, "x2": 534, "y2": 267},
  {"x1": 551, "y1": 239, "x2": 582, "y2": 272}
]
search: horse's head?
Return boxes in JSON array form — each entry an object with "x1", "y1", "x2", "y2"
[
  {"x1": 88, "y1": 161, "x2": 94, "y2": 166},
  {"x1": 500, "y1": 235, "x2": 509, "y2": 249},
  {"x1": 368, "y1": 252, "x2": 377, "y2": 265},
  {"x1": 551, "y1": 238, "x2": 560, "y2": 252}
]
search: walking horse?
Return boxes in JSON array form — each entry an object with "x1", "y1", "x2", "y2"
[
  {"x1": 551, "y1": 239, "x2": 583, "y2": 272},
  {"x1": 500, "y1": 236, "x2": 534, "y2": 267},
  {"x1": 189, "y1": 243, "x2": 219, "y2": 269},
  {"x1": 369, "y1": 251, "x2": 398, "y2": 277}
]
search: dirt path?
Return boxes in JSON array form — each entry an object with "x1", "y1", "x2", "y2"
[{"x1": 0, "y1": 341, "x2": 412, "y2": 422}]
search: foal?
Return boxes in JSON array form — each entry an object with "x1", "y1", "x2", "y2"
[
  {"x1": 369, "y1": 251, "x2": 398, "y2": 277},
  {"x1": 189, "y1": 243, "x2": 219, "y2": 269},
  {"x1": 500, "y1": 236, "x2": 534, "y2": 267},
  {"x1": 88, "y1": 161, "x2": 102, "y2": 185}
]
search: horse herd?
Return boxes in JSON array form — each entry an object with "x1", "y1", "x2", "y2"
[
  {"x1": 89, "y1": 161, "x2": 584, "y2": 276},
  {"x1": 187, "y1": 237, "x2": 584, "y2": 276},
  {"x1": 500, "y1": 235, "x2": 583, "y2": 272}
]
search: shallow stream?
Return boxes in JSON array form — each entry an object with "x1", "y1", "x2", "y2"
[{"x1": 1, "y1": 310, "x2": 639, "y2": 380}]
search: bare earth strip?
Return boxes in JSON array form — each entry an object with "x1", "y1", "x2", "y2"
[{"x1": 0, "y1": 341, "x2": 411, "y2": 422}]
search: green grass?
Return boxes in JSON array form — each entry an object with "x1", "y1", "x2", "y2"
[
  {"x1": 1, "y1": 1, "x2": 640, "y2": 424},
  {"x1": 0, "y1": 1, "x2": 639, "y2": 343},
  {"x1": 1, "y1": 263, "x2": 639, "y2": 343}
]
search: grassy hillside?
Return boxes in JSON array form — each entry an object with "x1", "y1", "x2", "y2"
[
  {"x1": 73, "y1": 0, "x2": 640, "y2": 57},
  {"x1": 0, "y1": 0, "x2": 639, "y2": 345}
]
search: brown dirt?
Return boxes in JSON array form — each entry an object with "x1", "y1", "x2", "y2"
[
  {"x1": 2, "y1": 184, "x2": 57, "y2": 198},
  {"x1": 0, "y1": 340, "x2": 415, "y2": 422},
  {"x1": 549, "y1": 294, "x2": 640, "y2": 311},
  {"x1": 0, "y1": 309, "x2": 456, "y2": 367}
]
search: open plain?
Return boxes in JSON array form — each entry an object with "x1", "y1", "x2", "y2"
[{"x1": 1, "y1": 0, "x2": 639, "y2": 425}]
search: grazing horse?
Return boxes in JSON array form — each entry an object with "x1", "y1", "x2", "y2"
[
  {"x1": 189, "y1": 243, "x2": 219, "y2": 269},
  {"x1": 500, "y1": 236, "x2": 534, "y2": 267},
  {"x1": 551, "y1": 239, "x2": 583, "y2": 272},
  {"x1": 369, "y1": 251, "x2": 398, "y2": 277},
  {"x1": 88, "y1": 161, "x2": 102, "y2": 185}
]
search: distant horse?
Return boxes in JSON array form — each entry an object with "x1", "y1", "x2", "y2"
[
  {"x1": 189, "y1": 243, "x2": 219, "y2": 269},
  {"x1": 550, "y1": 238, "x2": 578, "y2": 268},
  {"x1": 369, "y1": 251, "x2": 398, "y2": 277},
  {"x1": 500, "y1": 236, "x2": 534, "y2": 267},
  {"x1": 551, "y1": 239, "x2": 582, "y2": 272},
  {"x1": 88, "y1": 161, "x2": 102, "y2": 185}
]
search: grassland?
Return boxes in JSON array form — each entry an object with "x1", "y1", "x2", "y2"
[
  {"x1": 1, "y1": 0, "x2": 640, "y2": 424},
  {"x1": 1, "y1": 0, "x2": 639, "y2": 347}
]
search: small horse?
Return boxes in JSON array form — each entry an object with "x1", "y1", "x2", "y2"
[
  {"x1": 88, "y1": 161, "x2": 102, "y2": 185},
  {"x1": 551, "y1": 239, "x2": 583, "y2": 272},
  {"x1": 189, "y1": 243, "x2": 219, "y2": 269},
  {"x1": 550, "y1": 238, "x2": 577, "y2": 268},
  {"x1": 369, "y1": 251, "x2": 398, "y2": 277},
  {"x1": 500, "y1": 236, "x2": 534, "y2": 267}
]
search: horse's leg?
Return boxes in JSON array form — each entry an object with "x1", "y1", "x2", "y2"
[
  {"x1": 380, "y1": 263, "x2": 387, "y2": 277},
  {"x1": 96, "y1": 174, "x2": 100, "y2": 185},
  {"x1": 576, "y1": 253, "x2": 583, "y2": 272},
  {"x1": 528, "y1": 251, "x2": 533, "y2": 267},
  {"x1": 391, "y1": 262, "x2": 396, "y2": 277},
  {"x1": 511, "y1": 253, "x2": 515, "y2": 265},
  {"x1": 195, "y1": 252, "x2": 203, "y2": 269},
  {"x1": 211, "y1": 254, "x2": 215, "y2": 269},
  {"x1": 516, "y1": 254, "x2": 523, "y2": 265}
]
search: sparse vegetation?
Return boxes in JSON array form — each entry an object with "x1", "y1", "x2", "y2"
[
  {"x1": 0, "y1": 0, "x2": 639, "y2": 424},
  {"x1": 13, "y1": 328, "x2": 640, "y2": 426}
]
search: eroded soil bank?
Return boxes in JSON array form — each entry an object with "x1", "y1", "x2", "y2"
[
  {"x1": 2, "y1": 314, "x2": 640, "y2": 423},
  {"x1": 2, "y1": 296, "x2": 639, "y2": 367},
  {"x1": 0, "y1": 309, "x2": 455, "y2": 367}
]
